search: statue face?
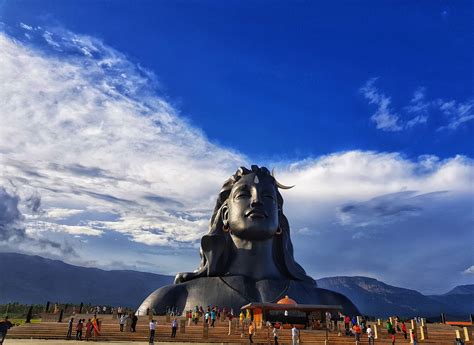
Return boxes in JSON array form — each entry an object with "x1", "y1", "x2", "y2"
[{"x1": 223, "y1": 173, "x2": 279, "y2": 240}]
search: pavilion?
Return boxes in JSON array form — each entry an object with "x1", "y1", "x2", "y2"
[{"x1": 241, "y1": 295, "x2": 343, "y2": 329}]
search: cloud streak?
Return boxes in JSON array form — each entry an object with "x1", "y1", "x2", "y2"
[{"x1": 360, "y1": 78, "x2": 474, "y2": 131}]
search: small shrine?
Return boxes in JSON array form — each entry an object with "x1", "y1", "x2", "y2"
[{"x1": 241, "y1": 295, "x2": 342, "y2": 329}]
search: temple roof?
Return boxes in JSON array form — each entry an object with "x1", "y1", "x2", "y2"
[
  {"x1": 241, "y1": 302, "x2": 343, "y2": 312},
  {"x1": 276, "y1": 295, "x2": 297, "y2": 305}
]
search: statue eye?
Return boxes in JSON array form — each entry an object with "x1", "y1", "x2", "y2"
[
  {"x1": 235, "y1": 191, "x2": 250, "y2": 199},
  {"x1": 263, "y1": 194, "x2": 274, "y2": 200}
]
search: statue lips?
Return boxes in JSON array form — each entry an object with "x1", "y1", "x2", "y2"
[{"x1": 245, "y1": 208, "x2": 267, "y2": 219}]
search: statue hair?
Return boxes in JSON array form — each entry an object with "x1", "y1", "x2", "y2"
[{"x1": 174, "y1": 165, "x2": 316, "y2": 285}]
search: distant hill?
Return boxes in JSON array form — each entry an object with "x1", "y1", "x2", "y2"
[
  {"x1": 427, "y1": 284, "x2": 474, "y2": 317},
  {"x1": 1, "y1": 252, "x2": 472, "y2": 317},
  {"x1": 0, "y1": 252, "x2": 173, "y2": 308},
  {"x1": 316, "y1": 276, "x2": 473, "y2": 318},
  {"x1": 443, "y1": 285, "x2": 474, "y2": 295}
]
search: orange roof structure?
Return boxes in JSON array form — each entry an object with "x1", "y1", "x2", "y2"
[{"x1": 276, "y1": 295, "x2": 297, "y2": 305}]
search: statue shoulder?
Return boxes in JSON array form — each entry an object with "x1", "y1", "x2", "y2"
[
  {"x1": 314, "y1": 287, "x2": 360, "y2": 316},
  {"x1": 137, "y1": 283, "x2": 187, "y2": 315}
]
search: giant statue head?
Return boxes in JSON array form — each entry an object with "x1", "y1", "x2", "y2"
[{"x1": 175, "y1": 165, "x2": 315, "y2": 285}]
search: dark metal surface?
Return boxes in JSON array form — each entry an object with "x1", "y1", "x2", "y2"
[{"x1": 138, "y1": 166, "x2": 359, "y2": 315}]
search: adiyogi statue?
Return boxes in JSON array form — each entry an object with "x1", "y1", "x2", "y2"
[{"x1": 138, "y1": 166, "x2": 359, "y2": 315}]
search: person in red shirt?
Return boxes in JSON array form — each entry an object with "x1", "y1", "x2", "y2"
[
  {"x1": 411, "y1": 330, "x2": 417, "y2": 345},
  {"x1": 76, "y1": 319, "x2": 84, "y2": 340},
  {"x1": 85, "y1": 319, "x2": 93, "y2": 341},
  {"x1": 344, "y1": 315, "x2": 350, "y2": 333},
  {"x1": 401, "y1": 322, "x2": 407, "y2": 339}
]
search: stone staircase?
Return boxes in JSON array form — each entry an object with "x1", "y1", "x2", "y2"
[{"x1": 7, "y1": 315, "x2": 474, "y2": 344}]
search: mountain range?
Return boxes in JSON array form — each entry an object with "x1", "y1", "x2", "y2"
[{"x1": 1, "y1": 252, "x2": 472, "y2": 318}]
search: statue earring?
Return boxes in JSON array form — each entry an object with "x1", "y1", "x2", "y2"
[
  {"x1": 223, "y1": 223, "x2": 230, "y2": 232},
  {"x1": 275, "y1": 226, "x2": 282, "y2": 235}
]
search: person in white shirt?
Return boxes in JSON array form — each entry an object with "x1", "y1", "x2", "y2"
[
  {"x1": 325, "y1": 311, "x2": 332, "y2": 330},
  {"x1": 291, "y1": 325, "x2": 299, "y2": 345},
  {"x1": 119, "y1": 314, "x2": 127, "y2": 332},
  {"x1": 171, "y1": 318, "x2": 178, "y2": 338},
  {"x1": 273, "y1": 325, "x2": 280, "y2": 345},
  {"x1": 149, "y1": 319, "x2": 156, "y2": 345},
  {"x1": 366, "y1": 324, "x2": 375, "y2": 345}
]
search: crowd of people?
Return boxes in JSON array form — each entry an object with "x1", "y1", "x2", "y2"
[
  {"x1": 330, "y1": 312, "x2": 420, "y2": 345},
  {"x1": 183, "y1": 305, "x2": 231, "y2": 326},
  {"x1": 66, "y1": 315, "x2": 100, "y2": 341}
]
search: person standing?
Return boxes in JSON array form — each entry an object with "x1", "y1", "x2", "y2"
[
  {"x1": 149, "y1": 319, "x2": 156, "y2": 345},
  {"x1": 325, "y1": 311, "x2": 332, "y2": 330},
  {"x1": 171, "y1": 318, "x2": 178, "y2": 338},
  {"x1": 76, "y1": 319, "x2": 83, "y2": 340},
  {"x1": 131, "y1": 314, "x2": 138, "y2": 332},
  {"x1": 125, "y1": 314, "x2": 132, "y2": 332},
  {"x1": 352, "y1": 323, "x2": 361, "y2": 343},
  {"x1": 85, "y1": 319, "x2": 92, "y2": 341},
  {"x1": 210, "y1": 309, "x2": 216, "y2": 327},
  {"x1": 119, "y1": 314, "x2": 126, "y2": 332},
  {"x1": 66, "y1": 317, "x2": 74, "y2": 339},
  {"x1": 386, "y1": 320, "x2": 394, "y2": 335},
  {"x1": 401, "y1": 322, "x2": 407, "y2": 339},
  {"x1": 91, "y1": 316, "x2": 101, "y2": 338},
  {"x1": 366, "y1": 324, "x2": 375, "y2": 345},
  {"x1": 411, "y1": 330, "x2": 417, "y2": 345},
  {"x1": 291, "y1": 324, "x2": 299, "y2": 345},
  {"x1": 386, "y1": 320, "x2": 395, "y2": 345},
  {"x1": 0, "y1": 316, "x2": 14, "y2": 345},
  {"x1": 248, "y1": 322, "x2": 255, "y2": 343},
  {"x1": 187, "y1": 310, "x2": 192, "y2": 326},
  {"x1": 344, "y1": 315, "x2": 350, "y2": 333},
  {"x1": 228, "y1": 313, "x2": 234, "y2": 336},
  {"x1": 273, "y1": 325, "x2": 279, "y2": 345}
]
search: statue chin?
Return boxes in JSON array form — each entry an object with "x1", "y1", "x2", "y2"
[{"x1": 231, "y1": 228, "x2": 276, "y2": 241}]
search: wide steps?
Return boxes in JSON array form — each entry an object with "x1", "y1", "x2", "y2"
[{"x1": 8, "y1": 317, "x2": 474, "y2": 344}]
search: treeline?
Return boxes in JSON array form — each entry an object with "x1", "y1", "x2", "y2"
[{"x1": 0, "y1": 303, "x2": 43, "y2": 319}]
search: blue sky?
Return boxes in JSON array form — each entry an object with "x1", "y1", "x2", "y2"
[
  {"x1": 3, "y1": 0, "x2": 472, "y2": 159},
  {"x1": 0, "y1": 1, "x2": 473, "y2": 295}
]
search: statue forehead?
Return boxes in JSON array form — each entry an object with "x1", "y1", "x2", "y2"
[{"x1": 232, "y1": 172, "x2": 275, "y2": 189}]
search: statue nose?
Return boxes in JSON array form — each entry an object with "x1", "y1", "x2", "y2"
[{"x1": 251, "y1": 195, "x2": 263, "y2": 207}]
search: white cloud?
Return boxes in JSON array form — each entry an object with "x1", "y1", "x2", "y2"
[
  {"x1": 20, "y1": 23, "x2": 33, "y2": 31},
  {"x1": 405, "y1": 87, "x2": 429, "y2": 128},
  {"x1": 463, "y1": 266, "x2": 474, "y2": 274},
  {"x1": 361, "y1": 79, "x2": 474, "y2": 131},
  {"x1": 25, "y1": 220, "x2": 104, "y2": 237},
  {"x1": 360, "y1": 78, "x2": 402, "y2": 131},
  {"x1": 437, "y1": 99, "x2": 474, "y2": 130},
  {"x1": 42, "y1": 31, "x2": 61, "y2": 48},
  {"x1": 44, "y1": 208, "x2": 84, "y2": 219}
]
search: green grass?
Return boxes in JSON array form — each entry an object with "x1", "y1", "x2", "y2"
[{"x1": 8, "y1": 318, "x2": 42, "y2": 326}]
